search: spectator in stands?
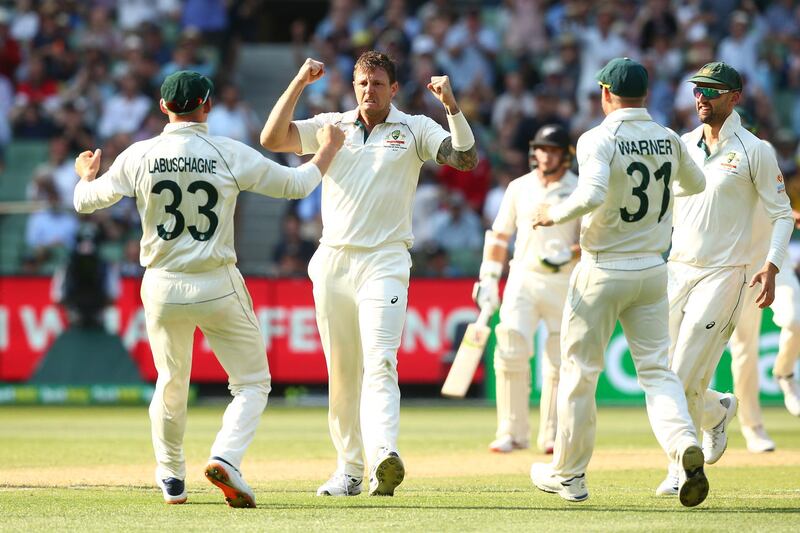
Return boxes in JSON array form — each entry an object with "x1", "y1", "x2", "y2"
[
  {"x1": 511, "y1": 85, "x2": 568, "y2": 160},
  {"x1": 207, "y1": 83, "x2": 259, "y2": 145},
  {"x1": 9, "y1": 0, "x2": 37, "y2": 43},
  {"x1": 428, "y1": 190, "x2": 484, "y2": 253},
  {"x1": 27, "y1": 136, "x2": 78, "y2": 211},
  {"x1": 54, "y1": 102, "x2": 95, "y2": 154},
  {"x1": 14, "y1": 54, "x2": 60, "y2": 111},
  {"x1": 10, "y1": 101, "x2": 57, "y2": 139},
  {"x1": 119, "y1": 239, "x2": 145, "y2": 278},
  {"x1": 115, "y1": 0, "x2": 180, "y2": 32},
  {"x1": 97, "y1": 73, "x2": 151, "y2": 140},
  {"x1": 439, "y1": 9, "x2": 497, "y2": 94},
  {"x1": 24, "y1": 179, "x2": 79, "y2": 273},
  {"x1": 0, "y1": 8, "x2": 22, "y2": 79},
  {"x1": 491, "y1": 71, "x2": 536, "y2": 132},
  {"x1": 719, "y1": 11, "x2": 763, "y2": 89},
  {"x1": 271, "y1": 212, "x2": 317, "y2": 277},
  {"x1": 576, "y1": 6, "x2": 627, "y2": 103},
  {"x1": 418, "y1": 242, "x2": 462, "y2": 277}
]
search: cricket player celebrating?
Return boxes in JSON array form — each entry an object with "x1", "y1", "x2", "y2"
[
  {"x1": 260, "y1": 51, "x2": 477, "y2": 497},
  {"x1": 656, "y1": 62, "x2": 793, "y2": 496},
  {"x1": 723, "y1": 206, "x2": 800, "y2": 454},
  {"x1": 529, "y1": 58, "x2": 709, "y2": 507},
  {"x1": 73, "y1": 71, "x2": 344, "y2": 507},
  {"x1": 474, "y1": 124, "x2": 579, "y2": 455}
]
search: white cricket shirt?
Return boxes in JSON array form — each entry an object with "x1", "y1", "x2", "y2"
[
  {"x1": 549, "y1": 107, "x2": 706, "y2": 257},
  {"x1": 492, "y1": 170, "x2": 580, "y2": 271},
  {"x1": 670, "y1": 111, "x2": 793, "y2": 269},
  {"x1": 294, "y1": 104, "x2": 450, "y2": 249},
  {"x1": 74, "y1": 122, "x2": 322, "y2": 272}
]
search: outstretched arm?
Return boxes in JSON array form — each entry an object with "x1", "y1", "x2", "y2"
[
  {"x1": 260, "y1": 58, "x2": 325, "y2": 153},
  {"x1": 427, "y1": 75, "x2": 478, "y2": 171}
]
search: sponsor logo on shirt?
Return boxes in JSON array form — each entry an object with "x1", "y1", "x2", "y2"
[
  {"x1": 777, "y1": 174, "x2": 786, "y2": 194},
  {"x1": 720, "y1": 151, "x2": 741, "y2": 171},
  {"x1": 383, "y1": 129, "x2": 408, "y2": 150}
]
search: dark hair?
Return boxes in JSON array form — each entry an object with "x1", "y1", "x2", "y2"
[{"x1": 353, "y1": 51, "x2": 397, "y2": 84}]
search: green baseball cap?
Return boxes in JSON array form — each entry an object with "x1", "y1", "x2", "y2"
[
  {"x1": 596, "y1": 57, "x2": 648, "y2": 98},
  {"x1": 688, "y1": 62, "x2": 742, "y2": 90},
  {"x1": 160, "y1": 70, "x2": 214, "y2": 115}
]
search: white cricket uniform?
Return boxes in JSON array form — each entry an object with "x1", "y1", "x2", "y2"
[
  {"x1": 547, "y1": 107, "x2": 706, "y2": 478},
  {"x1": 719, "y1": 199, "x2": 800, "y2": 429},
  {"x1": 293, "y1": 104, "x2": 450, "y2": 477},
  {"x1": 669, "y1": 111, "x2": 793, "y2": 437},
  {"x1": 74, "y1": 121, "x2": 323, "y2": 480},
  {"x1": 491, "y1": 170, "x2": 579, "y2": 451}
]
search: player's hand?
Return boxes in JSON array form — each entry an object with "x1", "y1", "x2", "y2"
[
  {"x1": 316, "y1": 124, "x2": 345, "y2": 150},
  {"x1": 749, "y1": 261, "x2": 779, "y2": 309},
  {"x1": 532, "y1": 203, "x2": 554, "y2": 228},
  {"x1": 75, "y1": 149, "x2": 101, "y2": 182},
  {"x1": 472, "y1": 278, "x2": 500, "y2": 313},
  {"x1": 792, "y1": 209, "x2": 800, "y2": 229},
  {"x1": 296, "y1": 58, "x2": 325, "y2": 85},
  {"x1": 427, "y1": 75, "x2": 457, "y2": 111}
]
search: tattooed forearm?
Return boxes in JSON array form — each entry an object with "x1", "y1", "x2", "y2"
[{"x1": 436, "y1": 137, "x2": 478, "y2": 170}]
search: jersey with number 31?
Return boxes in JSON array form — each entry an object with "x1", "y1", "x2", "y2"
[
  {"x1": 73, "y1": 122, "x2": 322, "y2": 272},
  {"x1": 576, "y1": 108, "x2": 706, "y2": 255}
]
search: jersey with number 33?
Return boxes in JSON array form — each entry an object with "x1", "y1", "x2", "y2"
[
  {"x1": 573, "y1": 108, "x2": 706, "y2": 255},
  {"x1": 74, "y1": 122, "x2": 322, "y2": 272}
]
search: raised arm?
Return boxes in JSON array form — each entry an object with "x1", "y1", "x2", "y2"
[
  {"x1": 73, "y1": 148, "x2": 130, "y2": 213},
  {"x1": 260, "y1": 58, "x2": 325, "y2": 153},
  {"x1": 427, "y1": 75, "x2": 478, "y2": 171}
]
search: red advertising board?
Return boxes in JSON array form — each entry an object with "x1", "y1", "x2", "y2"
[{"x1": 0, "y1": 276, "x2": 480, "y2": 384}]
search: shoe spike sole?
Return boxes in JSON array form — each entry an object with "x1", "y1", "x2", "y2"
[
  {"x1": 370, "y1": 456, "x2": 405, "y2": 496},
  {"x1": 204, "y1": 463, "x2": 256, "y2": 508},
  {"x1": 680, "y1": 446, "x2": 709, "y2": 508}
]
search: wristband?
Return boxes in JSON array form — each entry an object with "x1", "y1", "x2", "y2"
[
  {"x1": 446, "y1": 111, "x2": 475, "y2": 151},
  {"x1": 479, "y1": 259, "x2": 503, "y2": 280}
]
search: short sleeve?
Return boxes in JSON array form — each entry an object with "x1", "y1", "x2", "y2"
[
  {"x1": 293, "y1": 112, "x2": 340, "y2": 155},
  {"x1": 491, "y1": 180, "x2": 518, "y2": 235},
  {"x1": 415, "y1": 115, "x2": 450, "y2": 163}
]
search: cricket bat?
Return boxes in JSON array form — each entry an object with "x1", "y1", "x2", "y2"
[{"x1": 441, "y1": 306, "x2": 494, "y2": 398}]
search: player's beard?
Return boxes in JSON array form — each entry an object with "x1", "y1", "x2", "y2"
[{"x1": 697, "y1": 102, "x2": 727, "y2": 126}]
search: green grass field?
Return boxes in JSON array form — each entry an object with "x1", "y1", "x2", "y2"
[{"x1": 1, "y1": 404, "x2": 799, "y2": 532}]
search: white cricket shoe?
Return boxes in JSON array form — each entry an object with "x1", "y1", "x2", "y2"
[
  {"x1": 741, "y1": 425, "x2": 775, "y2": 453},
  {"x1": 204, "y1": 457, "x2": 256, "y2": 508},
  {"x1": 678, "y1": 445, "x2": 708, "y2": 508},
  {"x1": 369, "y1": 448, "x2": 405, "y2": 496},
  {"x1": 654, "y1": 462, "x2": 679, "y2": 496},
  {"x1": 702, "y1": 393, "x2": 737, "y2": 464},
  {"x1": 156, "y1": 475, "x2": 187, "y2": 504},
  {"x1": 489, "y1": 435, "x2": 530, "y2": 453},
  {"x1": 530, "y1": 462, "x2": 589, "y2": 502},
  {"x1": 316, "y1": 472, "x2": 363, "y2": 496},
  {"x1": 777, "y1": 375, "x2": 800, "y2": 417}
]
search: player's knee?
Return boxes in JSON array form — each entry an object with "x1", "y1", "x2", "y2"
[
  {"x1": 494, "y1": 324, "x2": 531, "y2": 372},
  {"x1": 364, "y1": 350, "x2": 398, "y2": 378}
]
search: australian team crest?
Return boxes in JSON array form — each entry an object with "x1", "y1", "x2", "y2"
[
  {"x1": 384, "y1": 129, "x2": 408, "y2": 150},
  {"x1": 720, "y1": 151, "x2": 741, "y2": 171}
]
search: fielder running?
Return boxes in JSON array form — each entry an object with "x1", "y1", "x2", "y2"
[
  {"x1": 261, "y1": 51, "x2": 478, "y2": 497},
  {"x1": 529, "y1": 58, "x2": 709, "y2": 507},
  {"x1": 73, "y1": 70, "x2": 344, "y2": 507},
  {"x1": 474, "y1": 124, "x2": 579, "y2": 455},
  {"x1": 656, "y1": 62, "x2": 793, "y2": 496},
  {"x1": 715, "y1": 204, "x2": 800, "y2": 454}
]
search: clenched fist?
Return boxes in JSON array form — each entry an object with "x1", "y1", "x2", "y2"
[
  {"x1": 427, "y1": 75, "x2": 457, "y2": 110},
  {"x1": 75, "y1": 149, "x2": 102, "y2": 182},
  {"x1": 316, "y1": 124, "x2": 345, "y2": 150},
  {"x1": 296, "y1": 58, "x2": 325, "y2": 86},
  {"x1": 531, "y1": 203, "x2": 554, "y2": 229}
]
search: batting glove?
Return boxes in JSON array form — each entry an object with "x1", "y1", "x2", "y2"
[{"x1": 472, "y1": 277, "x2": 499, "y2": 313}]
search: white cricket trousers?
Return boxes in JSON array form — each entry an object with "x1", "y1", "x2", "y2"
[
  {"x1": 308, "y1": 243, "x2": 411, "y2": 477},
  {"x1": 668, "y1": 262, "x2": 746, "y2": 435},
  {"x1": 494, "y1": 266, "x2": 570, "y2": 449},
  {"x1": 141, "y1": 264, "x2": 270, "y2": 481},
  {"x1": 719, "y1": 258, "x2": 800, "y2": 427},
  {"x1": 552, "y1": 258, "x2": 698, "y2": 477}
]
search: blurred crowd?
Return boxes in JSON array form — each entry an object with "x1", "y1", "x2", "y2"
[{"x1": 2, "y1": 0, "x2": 800, "y2": 280}]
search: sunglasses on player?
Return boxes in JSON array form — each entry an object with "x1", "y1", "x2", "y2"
[{"x1": 693, "y1": 86, "x2": 738, "y2": 100}]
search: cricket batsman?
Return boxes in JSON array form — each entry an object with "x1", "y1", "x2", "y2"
[{"x1": 474, "y1": 124, "x2": 579, "y2": 455}]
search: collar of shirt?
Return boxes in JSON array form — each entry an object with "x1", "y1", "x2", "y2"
[
  {"x1": 340, "y1": 104, "x2": 405, "y2": 126},
  {"x1": 162, "y1": 122, "x2": 209, "y2": 134},
  {"x1": 686, "y1": 110, "x2": 743, "y2": 157},
  {"x1": 601, "y1": 107, "x2": 652, "y2": 125}
]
